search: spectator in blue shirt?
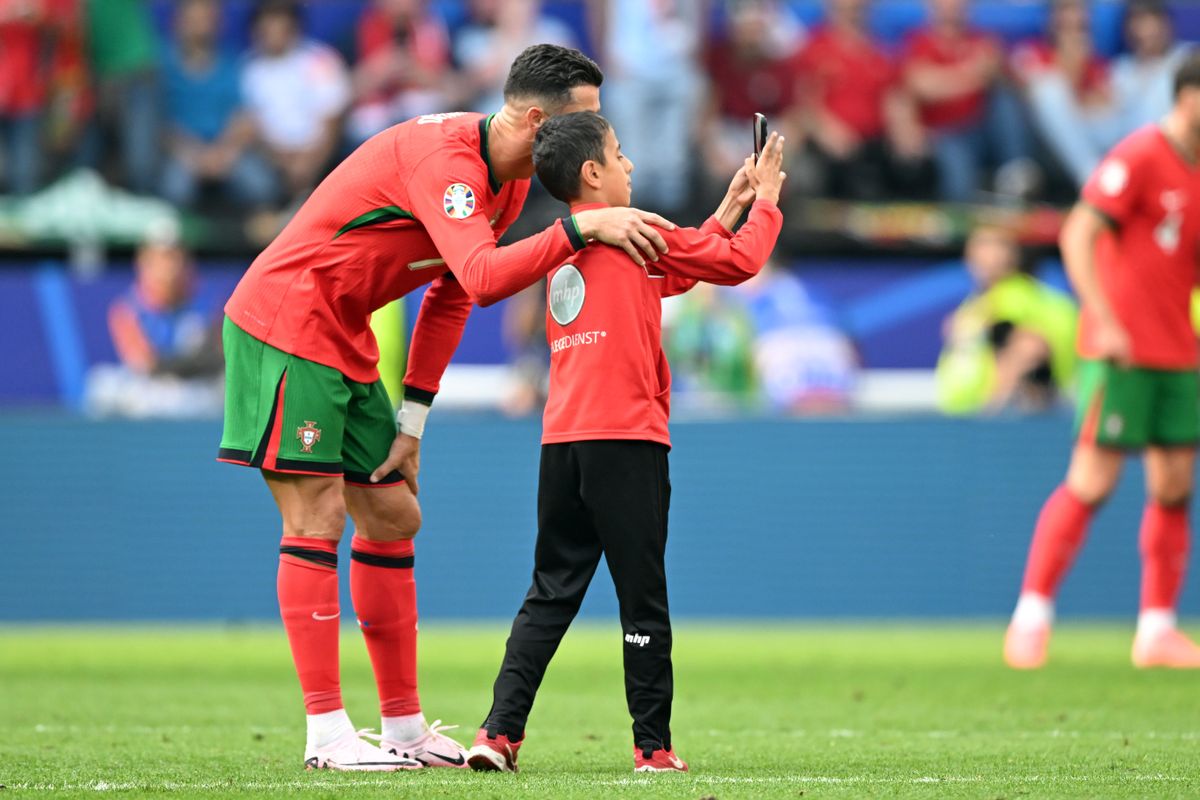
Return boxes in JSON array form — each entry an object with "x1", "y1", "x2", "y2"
[{"x1": 159, "y1": 0, "x2": 277, "y2": 209}]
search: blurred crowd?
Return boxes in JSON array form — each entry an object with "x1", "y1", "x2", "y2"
[
  {"x1": 0, "y1": 0, "x2": 1191, "y2": 220},
  {"x1": 36, "y1": 0, "x2": 1188, "y2": 417}
]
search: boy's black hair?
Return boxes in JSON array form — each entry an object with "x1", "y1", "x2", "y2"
[
  {"x1": 504, "y1": 44, "x2": 604, "y2": 111},
  {"x1": 1126, "y1": 0, "x2": 1169, "y2": 22},
  {"x1": 533, "y1": 111, "x2": 613, "y2": 203},
  {"x1": 1174, "y1": 52, "x2": 1200, "y2": 99},
  {"x1": 252, "y1": 0, "x2": 301, "y2": 27}
]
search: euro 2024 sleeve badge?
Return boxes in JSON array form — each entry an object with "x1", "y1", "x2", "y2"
[{"x1": 443, "y1": 183, "x2": 476, "y2": 219}]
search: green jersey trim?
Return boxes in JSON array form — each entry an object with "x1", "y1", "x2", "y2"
[
  {"x1": 479, "y1": 114, "x2": 502, "y2": 194},
  {"x1": 333, "y1": 206, "x2": 417, "y2": 239}
]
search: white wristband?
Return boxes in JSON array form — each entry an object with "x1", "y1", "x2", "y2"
[{"x1": 397, "y1": 400, "x2": 430, "y2": 439}]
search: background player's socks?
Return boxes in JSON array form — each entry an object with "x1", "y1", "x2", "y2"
[
  {"x1": 1138, "y1": 503, "x2": 1189, "y2": 613},
  {"x1": 306, "y1": 708, "x2": 355, "y2": 751},
  {"x1": 1011, "y1": 592, "x2": 1054, "y2": 630},
  {"x1": 1137, "y1": 608, "x2": 1178, "y2": 639},
  {"x1": 278, "y1": 536, "x2": 344, "y2": 714},
  {"x1": 1019, "y1": 485, "x2": 1094, "y2": 602},
  {"x1": 350, "y1": 535, "x2": 420, "y2": 718}
]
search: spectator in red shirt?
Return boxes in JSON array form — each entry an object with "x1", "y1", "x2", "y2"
[
  {"x1": 349, "y1": 0, "x2": 455, "y2": 144},
  {"x1": 1012, "y1": 0, "x2": 1122, "y2": 189},
  {"x1": 795, "y1": 0, "x2": 928, "y2": 199},
  {"x1": 0, "y1": 0, "x2": 54, "y2": 194},
  {"x1": 698, "y1": 0, "x2": 806, "y2": 204},
  {"x1": 903, "y1": 0, "x2": 1037, "y2": 203}
]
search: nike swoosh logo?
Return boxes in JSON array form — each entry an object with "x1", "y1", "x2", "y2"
[
  {"x1": 426, "y1": 751, "x2": 466, "y2": 766},
  {"x1": 311, "y1": 612, "x2": 339, "y2": 621}
]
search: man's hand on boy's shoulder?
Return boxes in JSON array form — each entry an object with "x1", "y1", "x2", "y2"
[{"x1": 573, "y1": 207, "x2": 676, "y2": 268}]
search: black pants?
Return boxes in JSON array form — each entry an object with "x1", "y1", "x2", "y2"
[{"x1": 483, "y1": 440, "x2": 674, "y2": 751}]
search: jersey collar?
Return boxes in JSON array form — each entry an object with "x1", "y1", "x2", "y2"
[
  {"x1": 478, "y1": 114, "x2": 503, "y2": 194},
  {"x1": 569, "y1": 202, "x2": 610, "y2": 213}
]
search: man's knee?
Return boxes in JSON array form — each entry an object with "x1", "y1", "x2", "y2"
[
  {"x1": 283, "y1": 497, "x2": 347, "y2": 541},
  {"x1": 353, "y1": 493, "x2": 422, "y2": 541},
  {"x1": 1065, "y1": 447, "x2": 1123, "y2": 506},
  {"x1": 1149, "y1": 490, "x2": 1192, "y2": 509},
  {"x1": 1146, "y1": 463, "x2": 1193, "y2": 508}
]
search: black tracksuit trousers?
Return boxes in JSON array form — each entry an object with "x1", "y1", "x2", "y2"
[{"x1": 483, "y1": 439, "x2": 674, "y2": 751}]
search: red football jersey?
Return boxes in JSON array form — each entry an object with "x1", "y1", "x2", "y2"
[
  {"x1": 796, "y1": 27, "x2": 897, "y2": 139},
  {"x1": 224, "y1": 111, "x2": 584, "y2": 387},
  {"x1": 1079, "y1": 125, "x2": 1200, "y2": 369},
  {"x1": 542, "y1": 200, "x2": 783, "y2": 447},
  {"x1": 902, "y1": 28, "x2": 996, "y2": 130}
]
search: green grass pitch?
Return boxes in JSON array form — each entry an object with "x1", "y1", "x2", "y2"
[{"x1": 4, "y1": 624, "x2": 1199, "y2": 799}]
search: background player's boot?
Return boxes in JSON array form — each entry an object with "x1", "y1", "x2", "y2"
[
  {"x1": 1132, "y1": 628, "x2": 1200, "y2": 668},
  {"x1": 304, "y1": 729, "x2": 422, "y2": 771},
  {"x1": 1004, "y1": 622, "x2": 1050, "y2": 669},
  {"x1": 369, "y1": 720, "x2": 469, "y2": 767},
  {"x1": 634, "y1": 746, "x2": 688, "y2": 772},
  {"x1": 467, "y1": 728, "x2": 522, "y2": 772}
]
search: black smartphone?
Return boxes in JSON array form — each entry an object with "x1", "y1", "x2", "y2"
[{"x1": 754, "y1": 113, "x2": 768, "y2": 161}]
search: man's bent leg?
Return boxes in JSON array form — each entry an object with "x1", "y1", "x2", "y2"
[{"x1": 344, "y1": 483, "x2": 428, "y2": 743}]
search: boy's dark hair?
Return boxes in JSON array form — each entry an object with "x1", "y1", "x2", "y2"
[
  {"x1": 252, "y1": 0, "x2": 301, "y2": 27},
  {"x1": 1127, "y1": 0, "x2": 1169, "y2": 22},
  {"x1": 533, "y1": 111, "x2": 613, "y2": 203},
  {"x1": 1173, "y1": 52, "x2": 1200, "y2": 99},
  {"x1": 504, "y1": 44, "x2": 604, "y2": 111}
]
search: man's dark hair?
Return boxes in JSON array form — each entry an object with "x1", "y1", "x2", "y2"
[
  {"x1": 504, "y1": 44, "x2": 604, "y2": 111},
  {"x1": 1173, "y1": 51, "x2": 1200, "y2": 98},
  {"x1": 533, "y1": 111, "x2": 613, "y2": 203}
]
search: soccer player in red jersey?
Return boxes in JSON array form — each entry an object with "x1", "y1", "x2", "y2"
[
  {"x1": 463, "y1": 112, "x2": 785, "y2": 773},
  {"x1": 217, "y1": 44, "x2": 679, "y2": 771},
  {"x1": 1005, "y1": 56, "x2": 1200, "y2": 670}
]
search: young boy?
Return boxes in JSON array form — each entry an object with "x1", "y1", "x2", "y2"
[{"x1": 466, "y1": 111, "x2": 786, "y2": 774}]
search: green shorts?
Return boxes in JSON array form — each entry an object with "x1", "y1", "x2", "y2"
[
  {"x1": 217, "y1": 317, "x2": 403, "y2": 486},
  {"x1": 1074, "y1": 359, "x2": 1200, "y2": 450}
]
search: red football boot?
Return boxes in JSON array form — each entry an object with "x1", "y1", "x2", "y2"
[
  {"x1": 634, "y1": 746, "x2": 688, "y2": 773},
  {"x1": 466, "y1": 728, "x2": 522, "y2": 773}
]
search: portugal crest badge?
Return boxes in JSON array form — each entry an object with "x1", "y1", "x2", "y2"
[{"x1": 296, "y1": 421, "x2": 322, "y2": 453}]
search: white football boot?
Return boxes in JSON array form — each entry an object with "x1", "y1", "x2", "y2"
[
  {"x1": 368, "y1": 720, "x2": 470, "y2": 768},
  {"x1": 304, "y1": 728, "x2": 422, "y2": 771}
]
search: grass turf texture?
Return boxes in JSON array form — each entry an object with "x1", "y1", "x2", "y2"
[{"x1": 3, "y1": 625, "x2": 1199, "y2": 799}]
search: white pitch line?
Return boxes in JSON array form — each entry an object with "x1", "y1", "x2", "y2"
[
  {"x1": 31, "y1": 724, "x2": 1200, "y2": 740},
  {"x1": 8, "y1": 774, "x2": 1191, "y2": 792}
]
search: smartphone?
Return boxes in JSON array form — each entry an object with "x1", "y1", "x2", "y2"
[{"x1": 753, "y1": 113, "x2": 768, "y2": 161}]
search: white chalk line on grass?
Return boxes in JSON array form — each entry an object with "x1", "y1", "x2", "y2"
[
  {"x1": 7, "y1": 774, "x2": 1192, "y2": 792},
  {"x1": 27, "y1": 724, "x2": 1200, "y2": 741}
]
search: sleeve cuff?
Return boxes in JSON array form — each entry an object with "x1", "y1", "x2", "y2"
[
  {"x1": 402, "y1": 385, "x2": 436, "y2": 406},
  {"x1": 561, "y1": 215, "x2": 588, "y2": 251},
  {"x1": 1079, "y1": 200, "x2": 1118, "y2": 230}
]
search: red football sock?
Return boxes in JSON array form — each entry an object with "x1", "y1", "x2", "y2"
[
  {"x1": 1021, "y1": 485, "x2": 1094, "y2": 597},
  {"x1": 277, "y1": 536, "x2": 343, "y2": 714},
  {"x1": 1139, "y1": 503, "x2": 1190, "y2": 611},
  {"x1": 350, "y1": 535, "x2": 420, "y2": 717}
]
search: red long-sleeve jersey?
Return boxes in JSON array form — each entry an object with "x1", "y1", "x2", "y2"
[
  {"x1": 542, "y1": 199, "x2": 783, "y2": 447},
  {"x1": 224, "y1": 111, "x2": 586, "y2": 388}
]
